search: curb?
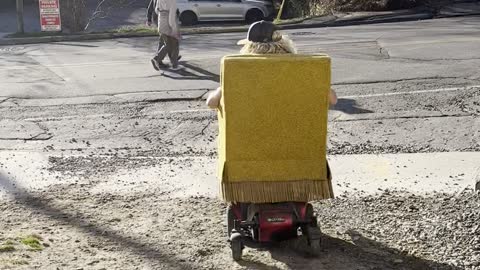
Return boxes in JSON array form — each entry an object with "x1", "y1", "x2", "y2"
[
  {"x1": 0, "y1": 26, "x2": 253, "y2": 46},
  {"x1": 1, "y1": 10, "x2": 477, "y2": 46},
  {"x1": 0, "y1": 27, "x2": 250, "y2": 46}
]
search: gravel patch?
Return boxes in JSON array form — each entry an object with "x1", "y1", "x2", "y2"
[{"x1": 1, "y1": 184, "x2": 478, "y2": 269}]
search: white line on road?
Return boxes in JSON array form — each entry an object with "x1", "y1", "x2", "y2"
[
  {"x1": 169, "y1": 109, "x2": 213, "y2": 113},
  {"x1": 341, "y1": 85, "x2": 480, "y2": 99},
  {"x1": 2, "y1": 66, "x2": 28, "y2": 70}
]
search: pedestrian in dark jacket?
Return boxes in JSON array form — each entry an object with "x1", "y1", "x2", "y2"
[{"x1": 147, "y1": 0, "x2": 182, "y2": 70}]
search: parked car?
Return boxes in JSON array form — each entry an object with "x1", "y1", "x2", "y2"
[{"x1": 177, "y1": 0, "x2": 275, "y2": 26}]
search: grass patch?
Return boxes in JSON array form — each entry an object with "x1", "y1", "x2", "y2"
[
  {"x1": 20, "y1": 235, "x2": 43, "y2": 251},
  {"x1": 109, "y1": 25, "x2": 157, "y2": 35},
  {"x1": 0, "y1": 239, "x2": 17, "y2": 252},
  {"x1": 0, "y1": 245, "x2": 15, "y2": 252},
  {"x1": 0, "y1": 258, "x2": 29, "y2": 266},
  {"x1": 3, "y1": 240, "x2": 15, "y2": 246},
  {"x1": 274, "y1": 16, "x2": 307, "y2": 25}
]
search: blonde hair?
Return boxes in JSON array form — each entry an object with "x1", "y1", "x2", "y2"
[{"x1": 240, "y1": 31, "x2": 297, "y2": 55}]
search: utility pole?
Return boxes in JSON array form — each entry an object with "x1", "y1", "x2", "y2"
[{"x1": 16, "y1": 0, "x2": 25, "y2": 33}]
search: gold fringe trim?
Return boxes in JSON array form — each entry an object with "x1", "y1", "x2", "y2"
[{"x1": 221, "y1": 179, "x2": 334, "y2": 203}]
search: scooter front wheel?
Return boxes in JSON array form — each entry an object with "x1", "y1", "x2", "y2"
[{"x1": 231, "y1": 235, "x2": 243, "y2": 261}]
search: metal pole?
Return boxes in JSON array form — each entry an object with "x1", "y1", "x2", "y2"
[
  {"x1": 276, "y1": 0, "x2": 286, "y2": 22},
  {"x1": 16, "y1": 0, "x2": 25, "y2": 33},
  {"x1": 475, "y1": 169, "x2": 480, "y2": 191}
]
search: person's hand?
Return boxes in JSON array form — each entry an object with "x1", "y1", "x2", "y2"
[
  {"x1": 172, "y1": 29, "x2": 181, "y2": 40},
  {"x1": 146, "y1": 21, "x2": 152, "y2": 27},
  {"x1": 206, "y1": 87, "x2": 222, "y2": 109},
  {"x1": 329, "y1": 88, "x2": 337, "y2": 105}
]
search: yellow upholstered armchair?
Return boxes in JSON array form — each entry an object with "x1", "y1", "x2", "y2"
[{"x1": 217, "y1": 54, "x2": 334, "y2": 203}]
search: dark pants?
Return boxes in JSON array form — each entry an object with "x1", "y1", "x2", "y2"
[{"x1": 154, "y1": 34, "x2": 179, "y2": 67}]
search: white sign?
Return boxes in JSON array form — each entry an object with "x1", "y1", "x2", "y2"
[{"x1": 39, "y1": 0, "x2": 62, "y2": 32}]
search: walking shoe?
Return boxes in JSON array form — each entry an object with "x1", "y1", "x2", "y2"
[
  {"x1": 158, "y1": 61, "x2": 169, "y2": 69},
  {"x1": 150, "y1": 58, "x2": 159, "y2": 71},
  {"x1": 151, "y1": 58, "x2": 170, "y2": 71},
  {"x1": 171, "y1": 65, "x2": 183, "y2": 71}
]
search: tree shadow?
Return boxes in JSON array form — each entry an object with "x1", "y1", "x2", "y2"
[
  {"x1": 0, "y1": 172, "x2": 195, "y2": 269},
  {"x1": 237, "y1": 230, "x2": 459, "y2": 270},
  {"x1": 332, "y1": 98, "x2": 374, "y2": 114},
  {"x1": 52, "y1": 42, "x2": 100, "y2": 48}
]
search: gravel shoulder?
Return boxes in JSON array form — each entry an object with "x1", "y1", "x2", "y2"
[{"x1": 1, "y1": 183, "x2": 478, "y2": 270}]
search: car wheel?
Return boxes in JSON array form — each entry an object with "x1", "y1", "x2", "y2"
[
  {"x1": 180, "y1": 11, "x2": 198, "y2": 26},
  {"x1": 245, "y1": 9, "x2": 264, "y2": 24}
]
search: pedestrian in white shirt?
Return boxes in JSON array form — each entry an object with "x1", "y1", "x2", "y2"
[{"x1": 147, "y1": 0, "x2": 182, "y2": 70}]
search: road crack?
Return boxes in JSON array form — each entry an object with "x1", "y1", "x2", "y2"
[
  {"x1": 334, "y1": 76, "x2": 461, "y2": 85},
  {"x1": 333, "y1": 113, "x2": 473, "y2": 122},
  {"x1": 191, "y1": 121, "x2": 211, "y2": 139}
]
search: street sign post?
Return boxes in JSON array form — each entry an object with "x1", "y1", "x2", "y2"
[{"x1": 39, "y1": 0, "x2": 62, "y2": 32}]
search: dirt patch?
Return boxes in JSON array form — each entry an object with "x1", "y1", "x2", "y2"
[{"x1": 1, "y1": 182, "x2": 478, "y2": 269}]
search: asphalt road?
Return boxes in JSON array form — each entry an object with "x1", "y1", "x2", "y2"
[
  {"x1": 1, "y1": 15, "x2": 479, "y2": 190},
  {"x1": 1, "y1": 16, "x2": 479, "y2": 154},
  {"x1": 1, "y1": 16, "x2": 479, "y2": 99},
  {"x1": 0, "y1": 16, "x2": 479, "y2": 270}
]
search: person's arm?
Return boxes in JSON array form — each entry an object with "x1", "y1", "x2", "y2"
[
  {"x1": 146, "y1": 0, "x2": 154, "y2": 25},
  {"x1": 329, "y1": 88, "x2": 337, "y2": 105},
  {"x1": 169, "y1": 0, "x2": 178, "y2": 35},
  {"x1": 206, "y1": 87, "x2": 222, "y2": 108}
]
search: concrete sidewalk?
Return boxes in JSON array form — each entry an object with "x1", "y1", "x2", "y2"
[{"x1": 1, "y1": 151, "x2": 478, "y2": 199}]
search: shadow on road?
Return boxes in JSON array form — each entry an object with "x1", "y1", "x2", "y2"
[
  {"x1": 53, "y1": 42, "x2": 100, "y2": 48},
  {"x1": 0, "y1": 170, "x2": 460, "y2": 270},
  {"x1": 160, "y1": 62, "x2": 220, "y2": 82},
  {"x1": 240, "y1": 231, "x2": 459, "y2": 270},
  {"x1": 0, "y1": 172, "x2": 195, "y2": 270},
  {"x1": 333, "y1": 98, "x2": 374, "y2": 114}
]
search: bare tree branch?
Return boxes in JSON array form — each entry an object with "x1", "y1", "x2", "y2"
[{"x1": 84, "y1": 0, "x2": 137, "y2": 31}]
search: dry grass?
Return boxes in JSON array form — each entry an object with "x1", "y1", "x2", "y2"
[
  {"x1": 284, "y1": 0, "x2": 456, "y2": 18},
  {"x1": 302, "y1": 0, "x2": 422, "y2": 17}
]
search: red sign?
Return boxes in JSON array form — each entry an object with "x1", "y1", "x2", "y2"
[{"x1": 39, "y1": 0, "x2": 61, "y2": 32}]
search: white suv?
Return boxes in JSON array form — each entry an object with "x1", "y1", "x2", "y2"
[{"x1": 177, "y1": 0, "x2": 275, "y2": 26}]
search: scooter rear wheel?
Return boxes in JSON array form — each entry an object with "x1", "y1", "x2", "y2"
[
  {"x1": 305, "y1": 203, "x2": 317, "y2": 226},
  {"x1": 309, "y1": 238, "x2": 321, "y2": 256},
  {"x1": 305, "y1": 226, "x2": 322, "y2": 256}
]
